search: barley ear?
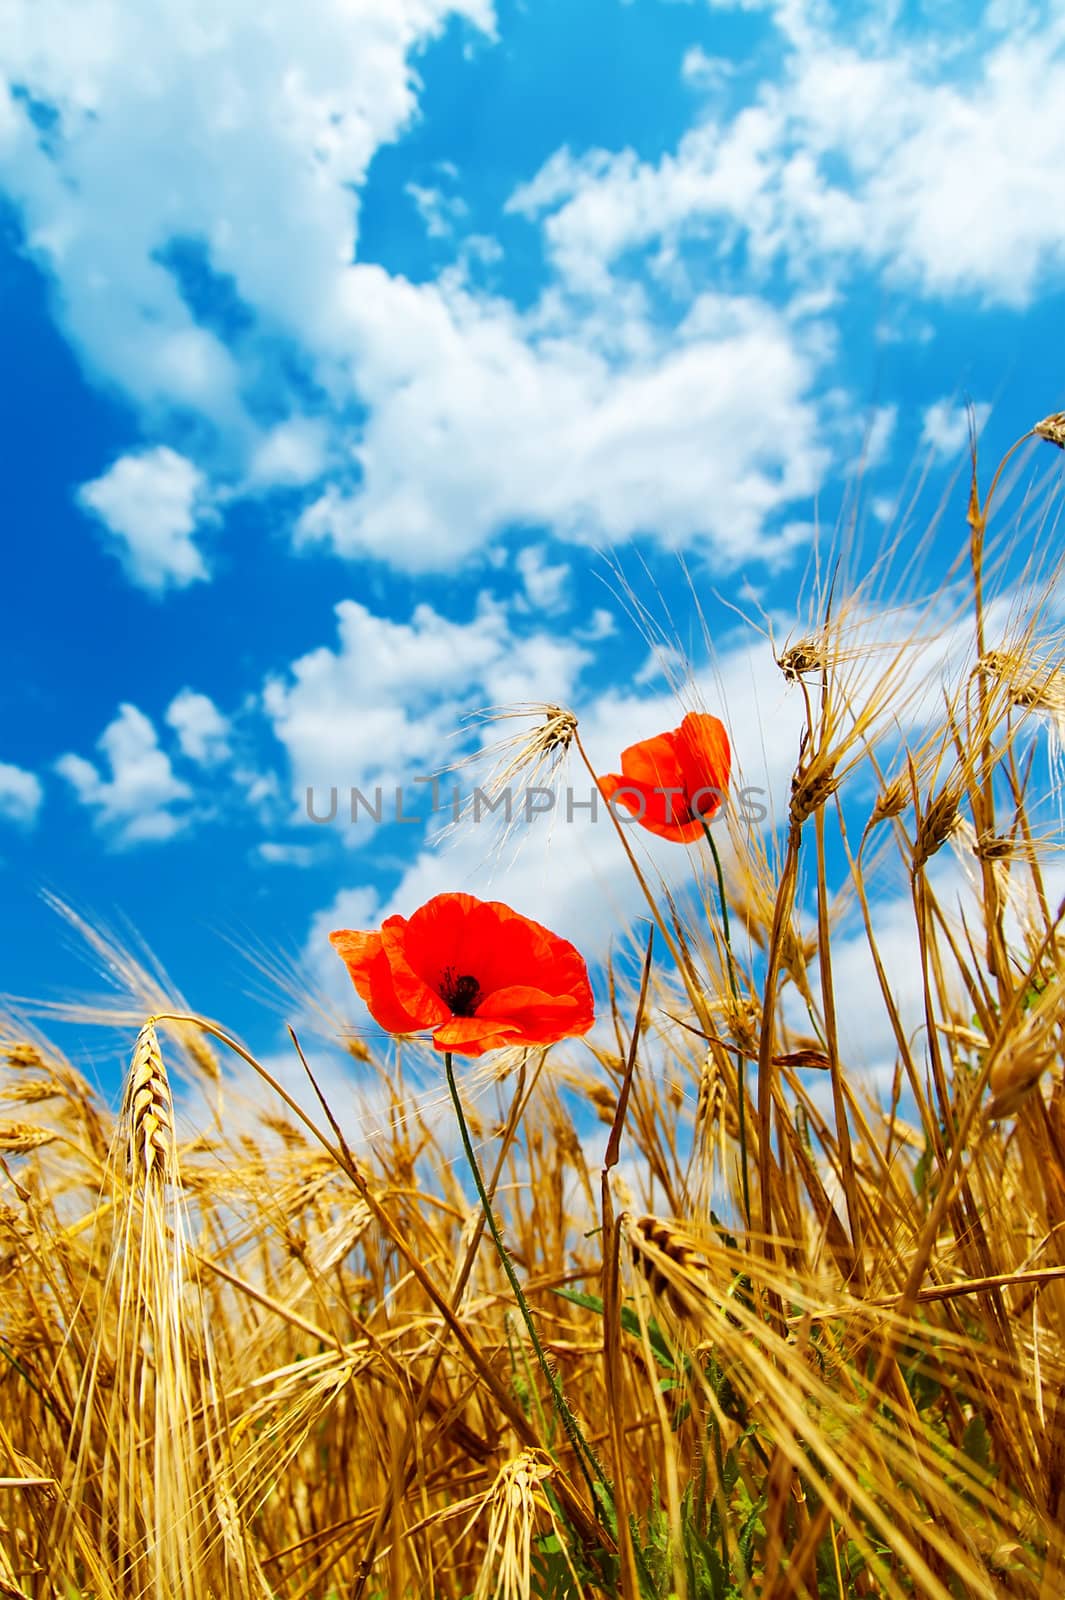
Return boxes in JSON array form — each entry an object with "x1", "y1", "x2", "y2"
[
  {"x1": 1033, "y1": 411, "x2": 1065, "y2": 448},
  {"x1": 124, "y1": 1021, "x2": 175, "y2": 1182}
]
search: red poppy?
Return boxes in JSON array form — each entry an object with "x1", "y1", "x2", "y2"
[
  {"x1": 597, "y1": 712, "x2": 731, "y2": 843},
  {"x1": 330, "y1": 891, "x2": 595, "y2": 1057}
]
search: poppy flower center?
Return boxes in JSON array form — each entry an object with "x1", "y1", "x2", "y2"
[{"x1": 440, "y1": 968, "x2": 483, "y2": 1016}]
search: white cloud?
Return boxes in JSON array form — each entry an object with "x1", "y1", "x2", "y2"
[
  {"x1": 856, "y1": 39, "x2": 1065, "y2": 304},
  {"x1": 305, "y1": 885, "x2": 383, "y2": 1013},
  {"x1": 634, "y1": 645, "x2": 686, "y2": 686},
  {"x1": 1, "y1": 0, "x2": 834, "y2": 579},
  {"x1": 515, "y1": 545, "x2": 571, "y2": 615},
  {"x1": 55, "y1": 703, "x2": 193, "y2": 847},
  {"x1": 296, "y1": 270, "x2": 829, "y2": 570},
  {"x1": 236, "y1": 767, "x2": 281, "y2": 810},
  {"x1": 309, "y1": 885, "x2": 381, "y2": 946},
  {"x1": 0, "y1": 0, "x2": 495, "y2": 422},
  {"x1": 77, "y1": 447, "x2": 212, "y2": 592},
  {"x1": 262, "y1": 596, "x2": 591, "y2": 816},
  {"x1": 247, "y1": 418, "x2": 329, "y2": 489},
  {"x1": 681, "y1": 47, "x2": 735, "y2": 93},
  {"x1": 580, "y1": 608, "x2": 617, "y2": 642},
  {"x1": 483, "y1": 628, "x2": 590, "y2": 706},
  {"x1": 509, "y1": 18, "x2": 1065, "y2": 307},
  {"x1": 165, "y1": 689, "x2": 232, "y2": 766},
  {"x1": 0, "y1": 762, "x2": 43, "y2": 827},
  {"x1": 920, "y1": 398, "x2": 992, "y2": 461},
  {"x1": 406, "y1": 180, "x2": 469, "y2": 239},
  {"x1": 855, "y1": 403, "x2": 897, "y2": 470},
  {"x1": 257, "y1": 841, "x2": 318, "y2": 867},
  {"x1": 5, "y1": 0, "x2": 1061, "y2": 602}
]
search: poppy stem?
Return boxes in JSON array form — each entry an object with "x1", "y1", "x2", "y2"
[
  {"x1": 701, "y1": 819, "x2": 751, "y2": 1231},
  {"x1": 443, "y1": 1052, "x2": 610, "y2": 1512},
  {"x1": 700, "y1": 820, "x2": 738, "y2": 1002}
]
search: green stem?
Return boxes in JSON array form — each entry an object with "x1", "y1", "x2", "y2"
[
  {"x1": 701, "y1": 819, "x2": 737, "y2": 1001},
  {"x1": 443, "y1": 1053, "x2": 609, "y2": 1511},
  {"x1": 701, "y1": 819, "x2": 751, "y2": 1232}
]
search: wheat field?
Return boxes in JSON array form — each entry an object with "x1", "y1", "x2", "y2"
[{"x1": 1, "y1": 424, "x2": 1064, "y2": 1598}]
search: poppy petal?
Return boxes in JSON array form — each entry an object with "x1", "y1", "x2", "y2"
[
  {"x1": 328, "y1": 929, "x2": 382, "y2": 1003},
  {"x1": 379, "y1": 918, "x2": 451, "y2": 1028},
  {"x1": 598, "y1": 774, "x2": 701, "y2": 840},
  {"x1": 400, "y1": 893, "x2": 482, "y2": 993},
  {"x1": 431, "y1": 1015, "x2": 526, "y2": 1055},
  {"x1": 676, "y1": 713, "x2": 731, "y2": 820},
  {"x1": 629, "y1": 811, "x2": 705, "y2": 843},
  {"x1": 404, "y1": 893, "x2": 587, "y2": 1002},
  {"x1": 462, "y1": 897, "x2": 547, "y2": 990},
  {"x1": 477, "y1": 984, "x2": 594, "y2": 1043},
  {"x1": 330, "y1": 926, "x2": 438, "y2": 1035},
  {"x1": 618, "y1": 730, "x2": 686, "y2": 793}
]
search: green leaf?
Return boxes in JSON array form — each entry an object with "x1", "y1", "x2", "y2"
[{"x1": 551, "y1": 1286, "x2": 677, "y2": 1369}]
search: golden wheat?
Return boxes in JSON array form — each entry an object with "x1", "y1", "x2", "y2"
[{"x1": 1, "y1": 428, "x2": 1062, "y2": 1596}]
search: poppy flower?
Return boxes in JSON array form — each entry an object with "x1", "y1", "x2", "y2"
[
  {"x1": 330, "y1": 891, "x2": 595, "y2": 1057},
  {"x1": 597, "y1": 712, "x2": 731, "y2": 843}
]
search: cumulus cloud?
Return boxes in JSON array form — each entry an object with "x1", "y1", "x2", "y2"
[
  {"x1": 634, "y1": 645, "x2": 686, "y2": 687},
  {"x1": 4, "y1": 0, "x2": 1062, "y2": 599},
  {"x1": 247, "y1": 418, "x2": 330, "y2": 489},
  {"x1": 0, "y1": 0, "x2": 495, "y2": 418},
  {"x1": 305, "y1": 885, "x2": 383, "y2": 1013},
  {"x1": 406, "y1": 179, "x2": 469, "y2": 239},
  {"x1": 257, "y1": 841, "x2": 319, "y2": 868},
  {"x1": 165, "y1": 689, "x2": 232, "y2": 766},
  {"x1": 262, "y1": 595, "x2": 592, "y2": 815},
  {"x1": 0, "y1": 761, "x2": 43, "y2": 827},
  {"x1": 580, "y1": 609, "x2": 618, "y2": 643},
  {"x1": 77, "y1": 447, "x2": 213, "y2": 592},
  {"x1": 680, "y1": 47, "x2": 735, "y2": 93},
  {"x1": 509, "y1": 14, "x2": 1065, "y2": 307},
  {"x1": 295, "y1": 271, "x2": 829, "y2": 570},
  {"x1": 55, "y1": 703, "x2": 193, "y2": 847},
  {"x1": 515, "y1": 545, "x2": 571, "y2": 615},
  {"x1": 920, "y1": 398, "x2": 992, "y2": 461},
  {"x1": 1, "y1": 0, "x2": 834, "y2": 578}
]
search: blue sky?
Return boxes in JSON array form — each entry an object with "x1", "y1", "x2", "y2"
[{"x1": 1, "y1": 0, "x2": 1063, "y2": 1099}]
